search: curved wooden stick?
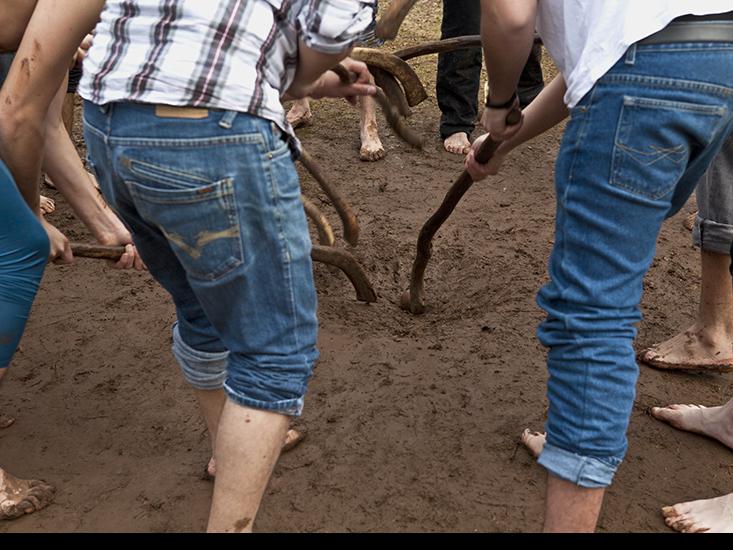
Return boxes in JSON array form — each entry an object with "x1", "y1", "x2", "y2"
[
  {"x1": 371, "y1": 66, "x2": 411, "y2": 118},
  {"x1": 70, "y1": 243, "x2": 377, "y2": 303},
  {"x1": 301, "y1": 195, "x2": 335, "y2": 247},
  {"x1": 349, "y1": 48, "x2": 427, "y2": 107},
  {"x1": 394, "y1": 35, "x2": 482, "y2": 61},
  {"x1": 394, "y1": 34, "x2": 543, "y2": 61},
  {"x1": 401, "y1": 109, "x2": 521, "y2": 315},
  {"x1": 330, "y1": 64, "x2": 423, "y2": 149},
  {"x1": 312, "y1": 245, "x2": 377, "y2": 303},
  {"x1": 299, "y1": 147, "x2": 360, "y2": 246}
]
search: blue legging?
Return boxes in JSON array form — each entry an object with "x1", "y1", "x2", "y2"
[{"x1": 0, "y1": 160, "x2": 49, "y2": 369}]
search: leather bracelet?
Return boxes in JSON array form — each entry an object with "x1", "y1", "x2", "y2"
[{"x1": 485, "y1": 90, "x2": 518, "y2": 109}]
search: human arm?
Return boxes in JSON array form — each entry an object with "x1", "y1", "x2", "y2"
[
  {"x1": 0, "y1": 0, "x2": 104, "y2": 214},
  {"x1": 284, "y1": 1, "x2": 378, "y2": 102},
  {"x1": 480, "y1": 0, "x2": 538, "y2": 141},
  {"x1": 42, "y1": 75, "x2": 144, "y2": 270},
  {"x1": 465, "y1": 75, "x2": 568, "y2": 181}
]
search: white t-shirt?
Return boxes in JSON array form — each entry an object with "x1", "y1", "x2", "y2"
[{"x1": 536, "y1": 1, "x2": 733, "y2": 107}]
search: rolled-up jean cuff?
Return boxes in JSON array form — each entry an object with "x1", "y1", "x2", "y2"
[
  {"x1": 537, "y1": 443, "x2": 621, "y2": 488},
  {"x1": 223, "y1": 383, "x2": 304, "y2": 417},
  {"x1": 172, "y1": 325, "x2": 228, "y2": 391},
  {"x1": 692, "y1": 217, "x2": 733, "y2": 255}
]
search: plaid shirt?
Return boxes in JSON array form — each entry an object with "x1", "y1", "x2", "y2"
[{"x1": 79, "y1": 0, "x2": 376, "y2": 138}]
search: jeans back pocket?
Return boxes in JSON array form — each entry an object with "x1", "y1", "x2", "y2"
[
  {"x1": 610, "y1": 96, "x2": 725, "y2": 200},
  {"x1": 124, "y1": 162, "x2": 243, "y2": 281}
]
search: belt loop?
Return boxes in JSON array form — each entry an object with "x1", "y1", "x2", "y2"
[
  {"x1": 219, "y1": 110, "x2": 238, "y2": 129},
  {"x1": 624, "y1": 44, "x2": 637, "y2": 65}
]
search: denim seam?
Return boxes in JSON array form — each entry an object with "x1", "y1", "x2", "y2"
[
  {"x1": 126, "y1": 157, "x2": 216, "y2": 188},
  {"x1": 106, "y1": 134, "x2": 267, "y2": 148},
  {"x1": 623, "y1": 95, "x2": 727, "y2": 115},
  {"x1": 599, "y1": 74, "x2": 733, "y2": 97},
  {"x1": 83, "y1": 116, "x2": 108, "y2": 144},
  {"x1": 124, "y1": 177, "x2": 236, "y2": 205},
  {"x1": 556, "y1": 86, "x2": 597, "y2": 446},
  {"x1": 265, "y1": 155, "x2": 301, "y2": 352}
]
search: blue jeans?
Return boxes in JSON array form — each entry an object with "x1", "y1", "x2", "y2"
[
  {"x1": 83, "y1": 102, "x2": 318, "y2": 416},
  {"x1": 0, "y1": 160, "x2": 49, "y2": 369},
  {"x1": 536, "y1": 42, "x2": 733, "y2": 487}
]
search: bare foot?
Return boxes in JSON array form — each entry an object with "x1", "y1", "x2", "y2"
[
  {"x1": 39, "y1": 195, "x2": 56, "y2": 215},
  {"x1": 638, "y1": 324, "x2": 733, "y2": 373},
  {"x1": 443, "y1": 132, "x2": 471, "y2": 155},
  {"x1": 683, "y1": 210, "x2": 698, "y2": 231},
  {"x1": 287, "y1": 99, "x2": 312, "y2": 129},
  {"x1": 0, "y1": 468, "x2": 55, "y2": 520},
  {"x1": 662, "y1": 493, "x2": 733, "y2": 533},
  {"x1": 651, "y1": 401, "x2": 733, "y2": 449},
  {"x1": 521, "y1": 429, "x2": 546, "y2": 458},
  {"x1": 359, "y1": 119, "x2": 385, "y2": 161},
  {"x1": 0, "y1": 415, "x2": 14, "y2": 429},
  {"x1": 203, "y1": 428, "x2": 305, "y2": 481}
]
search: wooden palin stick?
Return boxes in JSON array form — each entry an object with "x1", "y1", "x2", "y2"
[
  {"x1": 330, "y1": 63, "x2": 423, "y2": 149},
  {"x1": 301, "y1": 195, "x2": 336, "y2": 247},
  {"x1": 401, "y1": 109, "x2": 522, "y2": 315},
  {"x1": 299, "y1": 147, "x2": 360, "y2": 246},
  {"x1": 70, "y1": 242, "x2": 377, "y2": 303}
]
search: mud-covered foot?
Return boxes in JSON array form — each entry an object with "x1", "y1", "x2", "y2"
[
  {"x1": 521, "y1": 429, "x2": 546, "y2": 458},
  {"x1": 0, "y1": 469, "x2": 55, "y2": 520},
  {"x1": 0, "y1": 415, "x2": 14, "y2": 429},
  {"x1": 39, "y1": 195, "x2": 56, "y2": 215},
  {"x1": 638, "y1": 324, "x2": 733, "y2": 373},
  {"x1": 359, "y1": 119, "x2": 385, "y2": 162},
  {"x1": 651, "y1": 401, "x2": 733, "y2": 449},
  {"x1": 443, "y1": 132, "x2": 471, "y2": 155},
  {"x1": 662, "y1": 493, "x2": 733, "y2": 533},
  {"x1": 287, "y1": 99, "x2": 312, "y2": 129}
]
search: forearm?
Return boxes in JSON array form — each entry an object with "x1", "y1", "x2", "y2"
[
  {"x1": 499, "y1": 76, "x2": 568, "y2": 154},
  {"x1": 0, "y1": 0, "x2": 103, "y2": 212},
  {"x1": 481, "y1": 0, "x2": 538, "y2": 103},
  {"x1": 285, "y1": 40, "x2": 351, "y2": 99}
]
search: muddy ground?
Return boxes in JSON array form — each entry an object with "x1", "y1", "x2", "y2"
[{"x1": 2, "y1": 1, "x2": 732, "y2": 533}]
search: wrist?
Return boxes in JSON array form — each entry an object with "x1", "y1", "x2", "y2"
[{"x1": 486, "y1": 90, "x2": 518, "y2": 110}]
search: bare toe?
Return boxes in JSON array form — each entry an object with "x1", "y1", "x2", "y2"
[
  {"x1": 282, "y1": 428, "x2": 306, "y2": 453},
  {"x1": 521, "y1": 429, "x2": 546, "y2": 458}
]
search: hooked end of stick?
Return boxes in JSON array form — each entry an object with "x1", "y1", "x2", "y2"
[{"x1": 400, "y1": 289, "x2": 426, "y2": 315}]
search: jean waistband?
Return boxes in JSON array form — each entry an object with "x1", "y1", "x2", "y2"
[{"x1": 640, "y1": 18, "x2": 733, "y2": 46}]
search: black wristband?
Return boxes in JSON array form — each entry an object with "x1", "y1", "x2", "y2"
[{"x1": 486, "y1": 90, "x2": 518, "y2": 109}]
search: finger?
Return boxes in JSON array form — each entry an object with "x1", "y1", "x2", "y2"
[
  {"x1": 115, "y1": 244, "x2": 135, "y2": 270},
  {"x1": 344, "y1": 83, "x2": 377, "y2": 97},
  {"x1": 133, "y1": 249, "x2": 147, "y2": 271},
  {"x1": 54, "y1": 244, "x2": 74, "y2": 265}
]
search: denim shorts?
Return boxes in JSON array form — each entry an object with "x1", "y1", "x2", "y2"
[
  {"x1": 536, "y1": 42, "x2": 733, "y2": 487},
  {"x1": 83, "y1": 101, "x2": 318, "y2": 416},
  {"x1": 692, "y1": 135, "x2": 733, "y2": 254}
]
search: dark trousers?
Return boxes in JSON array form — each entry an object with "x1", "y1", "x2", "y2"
[{"x1": 436, "y1": 0, "x2": 544, "y2": 139}]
